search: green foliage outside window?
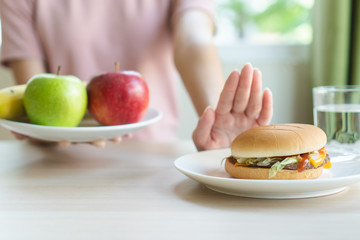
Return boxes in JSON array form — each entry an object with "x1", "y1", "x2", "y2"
[{"x1": 218, "y1": 0, "x2": 313, "y2": 43}]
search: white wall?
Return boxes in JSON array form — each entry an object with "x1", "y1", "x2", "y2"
[{"x1": 0, "y1": 44, "x2": 313, "y2": 141}]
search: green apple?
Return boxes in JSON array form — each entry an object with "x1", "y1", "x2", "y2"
[{"x1": 24, "y1": 73, "x2": 87, "y2": 127}]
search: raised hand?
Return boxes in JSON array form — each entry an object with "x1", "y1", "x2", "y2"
[{"x1": 192, "y1": 63, "x2": 273, "y2": 151}]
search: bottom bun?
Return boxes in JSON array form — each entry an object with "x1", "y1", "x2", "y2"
[{"x1": 225, "y1": 158, "x2": 323, "y2": 180}]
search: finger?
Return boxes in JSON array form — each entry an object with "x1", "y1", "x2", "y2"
[
  {"x1": 215, "y1": 70, "x2": 240, "y2": 114},
  {"x1": 232, "y1": 63, "x2": 254, "y2": 113},
  {"x1": 257, "y1": 88, "x2": 273, "y2": 126},
  {"x1": 11, "y1": 131, "x2": 28, "y2": 140},
  {"x1": 59, "y1": 140, "x2": 71, "y2": 148},
  {"x1": 245, "y1": 69, "x2": 263, "y2": 118},
  {"x1": 111, "y1": 133, "x2": 133, "y2": 143},
  {"x1": 124, "y1": 133, "x2": 133, "y2": 139},
  {"x1": 92, "y1": 139, "x2": 106, "y2": 148},
  {"x1": 192, "y1": 107, "x2": 215, "y2": 151},
  {"x1": 112, "y1": 136, "x2": 123, "y2": 143}
]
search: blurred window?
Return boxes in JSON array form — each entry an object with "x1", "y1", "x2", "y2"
[{"x1": 215, "y1": 0, "x2": 314, "y2": 45}]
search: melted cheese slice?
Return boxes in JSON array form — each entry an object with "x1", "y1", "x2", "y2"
[{"x1": 308, "y1": 147, "x2": 329, "y2": 168}]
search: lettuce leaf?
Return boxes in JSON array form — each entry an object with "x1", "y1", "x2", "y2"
[
  {"x1": 269, "y1": 157, "x2": 298, "y2": 178},
  {"x1": 257, "y1": 158, "x2": 274, "y2": 167}
]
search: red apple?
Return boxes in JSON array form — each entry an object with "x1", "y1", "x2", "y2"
[{"x1": 87, "y1": 63, "x2": 149, "y2": 126}]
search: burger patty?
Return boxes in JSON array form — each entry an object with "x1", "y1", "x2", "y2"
[{"x1": 228, "y1": 154, "x2": 330, "y2": 170}]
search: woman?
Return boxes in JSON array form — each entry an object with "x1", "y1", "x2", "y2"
[{"x1": 0, "y1": 0, "x2": 273, "y2": 150}]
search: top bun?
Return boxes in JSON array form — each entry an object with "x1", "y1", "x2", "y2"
[{"x1": 231, "y1": 124, "x2": 327, "y2": 158}]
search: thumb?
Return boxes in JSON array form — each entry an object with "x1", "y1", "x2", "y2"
[
  {"x1": 192, "y1": 107, "x2": 215, "y2": 151},
  {"x1": 92, "y1": 139, "x2": 106, "y2": 148}
]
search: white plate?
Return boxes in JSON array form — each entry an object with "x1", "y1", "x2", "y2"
[
  {"x1": 174, "y1": 148, "x2": 360, "y2": 199},
  {"x1": 0, "y1": 107, "x2": 162, "y2": 142}
]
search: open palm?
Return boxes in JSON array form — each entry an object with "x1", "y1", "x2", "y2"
[{"x1": 193, "y1": 64, "x2": 273, "y2": 151}]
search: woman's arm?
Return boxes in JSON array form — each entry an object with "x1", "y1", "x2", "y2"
[
  {"x1": 173, "y1": 9, "x2": 273, "y2": 151},
  {"x1": 8, "y1": 59, "x2": 46, "y2": 84},
  {"x1": 173, "y1": 9, "x2": 224, "y2": 115}
]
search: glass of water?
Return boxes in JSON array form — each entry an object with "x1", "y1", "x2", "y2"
[{"x1": 313, "y1": 85, "x2": 360, "y2": 156}]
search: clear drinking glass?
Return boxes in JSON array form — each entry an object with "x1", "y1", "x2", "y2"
[{"x1": 313, "y1": 86, "x2": 360, "y2": 156}]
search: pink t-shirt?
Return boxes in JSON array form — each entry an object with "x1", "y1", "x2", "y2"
[{"x1": 0, "y1": 0, "x2": 215, "y2": 141}]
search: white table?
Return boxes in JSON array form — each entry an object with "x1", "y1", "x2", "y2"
[{"x1": 0, "y1": 140, "x2": 359, "y2": 240}]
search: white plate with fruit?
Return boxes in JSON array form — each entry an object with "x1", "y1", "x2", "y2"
[
  {"x1": 0, "y1": 107, "x2": 162, "y2": 142},
  {"x1": 0, "y1": 64, "x2": 161, "y2": 142}
]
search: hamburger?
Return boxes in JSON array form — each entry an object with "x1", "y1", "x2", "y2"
[{"x1": 224, "y1": 124, "x2": 331, "y2": 180}]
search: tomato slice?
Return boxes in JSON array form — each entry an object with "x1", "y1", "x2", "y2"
[{"x1": 298, "y1": 154, "x2": 309, "y2": 172}]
